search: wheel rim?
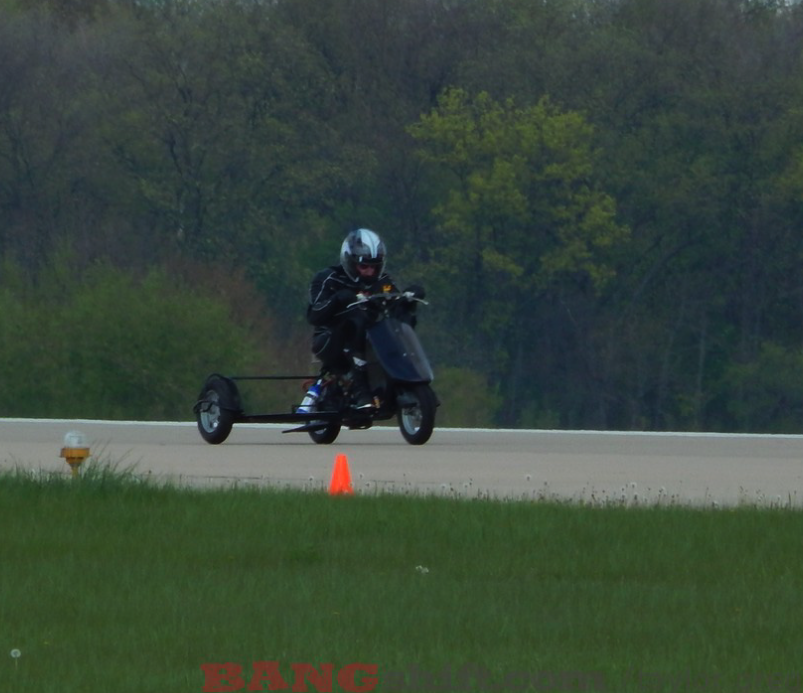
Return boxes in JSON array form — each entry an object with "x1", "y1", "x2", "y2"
[
  {"x1": 200, "y1": 391, "x2": 221, "y2": 432},
  {"x1": 401, "y1": 402, "x2": 423, "y2": 434}
]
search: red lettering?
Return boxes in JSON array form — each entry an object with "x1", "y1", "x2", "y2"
[
  {"x1": 247, "y1": 661, "x2": 290, "y2": 691},
  {"x1": 338, "y1": 663, "x2": 379, "y2": 693},
  {"x1": 290, "y1": 663, "x2": 334, "y2": 692},
  {"x1": 200, "y1": 663, "x2": 245, "y2": 692}
]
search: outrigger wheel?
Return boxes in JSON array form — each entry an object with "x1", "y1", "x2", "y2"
[{"x1": 195, "y1": 374, "x2": 241, "y2": 444}]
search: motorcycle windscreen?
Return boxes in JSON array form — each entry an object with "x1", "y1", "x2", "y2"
[{"x1": 367, "y1": 319, "x2": 434, "y2": 383}]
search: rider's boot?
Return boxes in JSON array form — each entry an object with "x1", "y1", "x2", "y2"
[{"x1": 348, "y1": 354, "x2": 374, "y2": 410}]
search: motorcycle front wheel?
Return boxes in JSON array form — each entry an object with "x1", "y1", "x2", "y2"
[{"x1": 397, "y1": 384, "x2": 437, "y2": 445}]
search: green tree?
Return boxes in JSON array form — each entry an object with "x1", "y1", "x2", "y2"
[
  {"x1": 0, "y1": 254, "x2": 272, "y2": 419},
  {"x1": 579, "y1": 0, "x2": 803, "y2": 431},
  {"x1": 0, "y1": 9, "x2": 106, "y2": 267},
  {"x1": 408, "y1": 88, "x2": 628, "y2": 424},
  {"x1": 98, "y1": 0, "x2": 375, "y2": 317}
]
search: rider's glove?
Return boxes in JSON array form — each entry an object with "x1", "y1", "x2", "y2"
[{"x1": 402, "y1": 285, "x2": 426, "y2": 301}]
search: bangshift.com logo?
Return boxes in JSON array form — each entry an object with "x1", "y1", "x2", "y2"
[
  {"x1": 200, "y1": 662, "x2": 607, "y2": 692},
  {"x1": 201, "y1": 662, "x2": 378, "y2": 693},
  {"x1": 202, "y1": 661, "x2": 803, "y2": 693}
]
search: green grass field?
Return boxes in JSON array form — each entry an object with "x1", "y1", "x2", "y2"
[{"x1": 1, "y1": 464, "x2": 802, "y2": 693}]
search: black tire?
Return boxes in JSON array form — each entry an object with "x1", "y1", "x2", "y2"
[
  {"x1": 397, "y1": 384, "x2": 437, "y2": 445},
  {"x1": 195, "y1": 375, "x2": 239, "y2": 444},
  {"x1": 307, "y1": 380, "x2": 342, "y2": 444},
  {"x1": 308, "y1": 422, "x2": 342, "y2": 445}
]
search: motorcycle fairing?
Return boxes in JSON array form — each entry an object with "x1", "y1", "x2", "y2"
[{"x1": 367, "y1": 318, "x2": 434, "y2": 383}]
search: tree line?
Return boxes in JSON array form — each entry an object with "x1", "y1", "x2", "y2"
[{"x1": 2, "y1": 0, "x2": 803, "y2": 431}]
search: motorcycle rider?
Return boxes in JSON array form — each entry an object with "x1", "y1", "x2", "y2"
[{"x1": 306, "y1": 228, "x2": 423, "y2": 409}]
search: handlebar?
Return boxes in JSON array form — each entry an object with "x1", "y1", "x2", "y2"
[{"x1": 346, "y1": 291, "x2": 429, "y2": 310}]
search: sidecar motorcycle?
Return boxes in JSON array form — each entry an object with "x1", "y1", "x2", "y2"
[{"x1": 193, "y1": 293, "x2": 439, "y2": 445}]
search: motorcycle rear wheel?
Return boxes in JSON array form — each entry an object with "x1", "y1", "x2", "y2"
[
  {"x1": 397, "y1": 384, "x2": 437, "y2": 445},
  {"x1": 308, "y1": 421, "x2": 342, "y2": 445},
  {"x1": 308, "y1": 381, "x2": 342, "y2": 444}
]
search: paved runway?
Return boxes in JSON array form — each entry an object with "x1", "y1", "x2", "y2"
[{"x1": 2, "y1": 418, "x2": 803, "y2": 507}]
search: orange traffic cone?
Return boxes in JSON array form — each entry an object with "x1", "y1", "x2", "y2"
[{"x1": 329, "y1": 453, "x2": 354, "y2": 495}]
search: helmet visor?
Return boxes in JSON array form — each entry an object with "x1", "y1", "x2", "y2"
[
  {"x1": 356, "y1": 258, "x2": 382, "y2": 277},
  {"x1": 356, "y1": 257, "x2": 383, "y2": 269}
]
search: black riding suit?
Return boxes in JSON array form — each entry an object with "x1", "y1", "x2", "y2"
[{"x1": 306, "y1": 265, "x2": 399, "y2": 373}]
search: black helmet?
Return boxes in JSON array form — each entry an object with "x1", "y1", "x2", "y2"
[{"x1": 340, "y1": 228, "x2": 386, "y2": 284}]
